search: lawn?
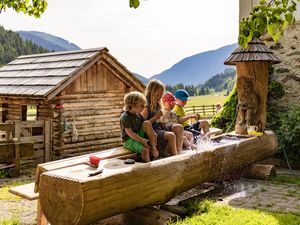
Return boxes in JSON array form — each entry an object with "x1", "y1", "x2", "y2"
[
  {"x1": 170, "y1": 200, "x2": 300, "y2": 225},
  {"x1": 186, "y1": 95, "x2": 228, "y2": 107}
]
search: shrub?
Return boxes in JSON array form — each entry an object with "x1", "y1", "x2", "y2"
[
  {"x1": 211, "y1": 85, "x2": 237, "y2": 132},
  {"x1": 275, "y1": 106, "x2": 300, "y2": 164},
  {"x1": 268, "y1": 80, "x2": 285, "y2": 100}
]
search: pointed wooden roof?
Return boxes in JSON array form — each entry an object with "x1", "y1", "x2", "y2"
[
  {"x1": 224, "y1": 39, "x2": 281, "y2": 65},
  {"x1": 0, "y1": 48, "x2": 145, "y2": 99}
]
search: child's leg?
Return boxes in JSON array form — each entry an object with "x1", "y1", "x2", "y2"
[
  {"x1": 142, "y1": 121, "x2": 159, "y2": 159},
  {"x1": 183, "y1": 131, "x2": 197, "y2": 150},
  {"x1": 163, "y1": 131, "x2": 177, "y2": 156},
  {"x1": 182, "y1": 136, "x2": 189, "y2": 149},
  {"x1": 141, "y1": 146, "x2": 150, "y2": 162},
  {"x1": 184, "y1": 130, "x2": 194, "y2": 143},
  {"x1": 170, "y1": 124, "x2": 184, "y2": 154},
  {"x1": 124, "y1": 137, "x2": 150, "y2": 162}
]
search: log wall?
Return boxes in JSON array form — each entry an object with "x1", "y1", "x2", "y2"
[{"x1": 51, "y1": 60, "x2": 132, "y2": 158}]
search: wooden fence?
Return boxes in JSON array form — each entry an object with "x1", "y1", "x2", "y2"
[
  {"x1": 0, "y1": 120, "x2": 52, "y2": 164},
  {"x1": 185, "y1": 105, "x2": 217, "y2": 118}
]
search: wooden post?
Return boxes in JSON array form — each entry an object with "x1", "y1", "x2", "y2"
[
  {"x1": 44, "y1": 119, "x2": 52, "y2": 162},
  {"x1": 14, "y1": 120, "x2": 21, "y2": 141}
]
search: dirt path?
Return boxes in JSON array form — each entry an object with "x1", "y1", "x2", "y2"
[{"x1": 0, "y1": 168, "x2": 36, "y2": 225}]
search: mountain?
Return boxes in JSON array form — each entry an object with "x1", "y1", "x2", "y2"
[
  {"x1": 18, "y1": 31, "x2": 80, "y2": 52},
  {"x1": 0, "y1": 26, "x2": 49, "y2": 65},
  {"x1": 150, "y1": 43, "x2": 238, "y2": 86},
  {"x1": 133, "y1": 73, "x2": 149, "y2": 85}
]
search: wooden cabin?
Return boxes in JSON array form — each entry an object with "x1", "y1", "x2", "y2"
[{"x1": 0, "y1": 48, "x2": 145, "y2": 164}]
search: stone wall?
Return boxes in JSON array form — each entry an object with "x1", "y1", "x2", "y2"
[
  {"x1": 239, "y1": 0, "x2": 300, "y2": 107},
  {"x1": 265, "y1": 22, "x2": 300, "y2": 106}
]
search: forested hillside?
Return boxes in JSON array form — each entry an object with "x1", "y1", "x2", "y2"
[
  {"x1": 166, "y1": 68, "x2": 236, "y2": 96},
  {"x1": 203, "y1": 68, "x2": 235, "y2": 92},
  {"x1": 0, "y1": 26, "x2": 49, "y2": 66}
]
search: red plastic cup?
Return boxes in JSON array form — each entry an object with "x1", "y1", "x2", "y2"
[{"x1": 89, "y1": 155, "x2": 101, "y2": 167}]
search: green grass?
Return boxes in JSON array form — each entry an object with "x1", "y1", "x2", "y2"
[
  {"x1": 0, "y1": 169, "x2": 9, "y2": 179},
  {"x1": 268, "y1": 175, "x2": 300, "y2": 185},
  {"x1": 0, "y1": 180, "x2": 31, "y2": 201},
  {"x1": 0, "y1": 218, "x2": 20, "y2": 225},
  {"x1": 169, "y1": 200, "x2": 300, "y2": 225},
  {"x1": 186, "y1": 95, "x2": 228, "y2": 107}
]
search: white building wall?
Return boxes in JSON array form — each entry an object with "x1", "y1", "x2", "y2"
[{"x1": 239, "y1": 0, "x2": 300, "y2": 21}]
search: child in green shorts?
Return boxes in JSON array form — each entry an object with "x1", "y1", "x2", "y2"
[{"x1": 120, "y1": 91, "x2": 159, "y2": 162}]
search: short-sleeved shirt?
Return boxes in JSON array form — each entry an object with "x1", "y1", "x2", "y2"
[
  {"x1": 160, "y1": 109, "x2": 179, "y2": 126},
  {"x1": 120, "y1": 111, "x2": 144, "y2": 142},
  {"x1": 173, "y1": 104, "x2": 189, "y2": 127}
]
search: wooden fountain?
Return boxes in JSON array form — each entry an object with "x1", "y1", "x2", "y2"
[{"x1": 39, "y1": 132, "x2": 277, "y2": 225}]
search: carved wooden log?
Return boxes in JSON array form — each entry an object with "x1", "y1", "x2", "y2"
[
  {"x1": 244, "y1": 163, "x2": 276, "y2": 180},
  {"x1": 39, "y1": 131, "x2": 278, "y2": 225},
  {"x1": 235, "y1": 61, "x2": 269, "y2": 134}
]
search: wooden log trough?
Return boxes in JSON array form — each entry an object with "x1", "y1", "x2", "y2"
[{"x1": 39, "y1": 131, "x2": 278, "y2": 225}]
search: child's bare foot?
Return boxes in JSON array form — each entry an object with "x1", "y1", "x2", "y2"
[
  {"x1": 141, "y1": 147, "x2": 150, "y2": 162},
  {"x1": 152, "y1": 146, "x2": 159, "y2": 159}
]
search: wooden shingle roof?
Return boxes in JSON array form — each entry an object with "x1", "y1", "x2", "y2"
[
  {"x1": 224, "y1": 39, "x2": 281, "y2": 65},
  {"x1": 0, "y1": 48, "x2": 145, "y2": 99}
]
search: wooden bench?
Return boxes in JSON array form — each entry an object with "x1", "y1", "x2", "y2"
[{"x1": 9, "y1": 147, "x2": 136, "y2": 225}]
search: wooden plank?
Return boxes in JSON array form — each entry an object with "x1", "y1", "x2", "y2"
[
  {"x1": 20, "y1": 135, "x2": 44, "y2": 143},
  {"x1": 0, "y1": 142, "x2": 34, "y2": 163},
  {"x1": 44, "y1": 120, "x2": 51, "y2": 162},
  {"x1": 9, "y1": 182, "x2": 39, "y2": 200},
  {"x1": 15, "y1": 120, "x2": 44, "y2": 128}
]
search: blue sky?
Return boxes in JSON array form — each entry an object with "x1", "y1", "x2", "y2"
[{"x1": 0, "y1": 0, "x2": 239, "y2": 77}]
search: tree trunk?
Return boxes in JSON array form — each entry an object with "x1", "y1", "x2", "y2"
[{"x1": 39, "y1": 131, "x2": 278, "y2": 225}]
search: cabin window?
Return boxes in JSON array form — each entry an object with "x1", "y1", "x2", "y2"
[
  {"x1": 21, "y1": 105, "x2": 38, "y2": 121},
  {"x1": 0, "y1": 103, "x2": 7, "y2": 122}
]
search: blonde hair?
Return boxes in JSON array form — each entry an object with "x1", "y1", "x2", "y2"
[
  {"x1": 145, "y1": 79, "x2": 165, "y2": 112},
  {"x1": 123, "y1": 91, "x2": 146, "y2": 111}
]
